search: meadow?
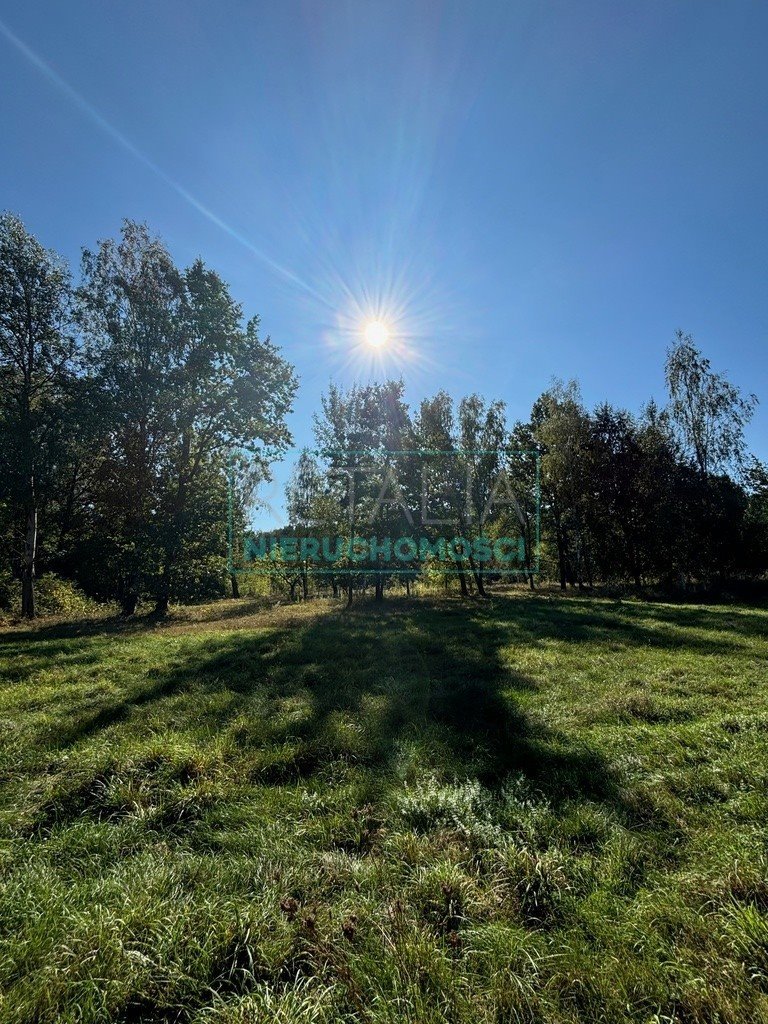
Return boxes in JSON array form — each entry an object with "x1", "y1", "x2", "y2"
[{"x1": 0, "y1": 592, "x2": 767, "y2": 1023}]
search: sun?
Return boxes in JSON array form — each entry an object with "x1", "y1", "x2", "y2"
[{"x1": 364, "y1": 320, "x2": 389, "y2": 347}]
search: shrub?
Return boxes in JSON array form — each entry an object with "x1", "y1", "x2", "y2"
[{"x1": 0, "y1": 572, "x2": 108, "y2": 619}]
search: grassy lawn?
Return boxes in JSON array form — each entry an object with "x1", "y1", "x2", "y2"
[{"x1": 1, "y1": 593, "x2": 767, "y2": 1023}]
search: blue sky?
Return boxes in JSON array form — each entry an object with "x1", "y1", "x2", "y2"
[{"x1": 2, "y1": 0, "x2": 767, "y2": 521}]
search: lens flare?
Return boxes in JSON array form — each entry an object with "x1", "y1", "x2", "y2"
[{"x1": 364, "y1": 320, "x2": 389, "y2": 347}]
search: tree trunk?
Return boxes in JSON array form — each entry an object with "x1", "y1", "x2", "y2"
[
  {"x1": 629, "y1": 544, "x2": 641, "y2": 591},
  {"x1": 586, "y1": 549, "x2": 594, "y2": 589},
  {"x1": 120, "y1": 590, "x2": 138, "y2": 616},
  {"x1": 154, "y1": 568, "x2": 171, "y2": 615},
  {"x1": 455, "y1": 560, "x2": 470, "y2": 597},
  {"x1": 154, "y1": 432, "x2": 190, "y2": 616},
  {"x1": 551, "y1": 503, "x2": 570, "y2": 590},
  {"x1": 555, "y1": 523, "x2": 567, "y2": 590},
  {"x1": 346, "y1": 577, "x2": 353, "y2": 607},
  {"x1": 469, "y1": 554, "x2": 487, "y2": 597},
  {"x1": 21, "y1": 504, "x2": 37, "y2": 619},
  {"x1": 557, "y1": 536, "x2": 569, "y2": 593},
  {"x1": 521, "y1": 530, "x2": 536, "y2": 591},
  {"x1": 374, "y1": 576, "x2": 384, "y2": 601},
  {"x1": 405, "y1": 578, "x2": 410, "y2": 597},
  {"x1": 56, "y1": 464, "x2": 82, "y2": 553},
  {"x1": 230, "y1": 573, "x2": 240, "y2": 598}
]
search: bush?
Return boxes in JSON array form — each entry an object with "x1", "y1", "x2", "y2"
[
  {"x1": 172, "y1": 555, "x2": 229, "y2": 603},
  {"x1": 0, "y1": 572, "x2": 108, "y2": 619}
]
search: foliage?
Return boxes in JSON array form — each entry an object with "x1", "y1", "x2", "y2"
[
  {"x1": 0, "y1": 211, "x2": 764, "y2": 613},
  {"x1": 0, "y1": 571, "x2": 107, "y2": 619},
  {"x1": 666, "y1": 330, "x2": 758, "y2": 477},
  {"x1": 77, "y1": 220, "x2": 298, "y2": 614},
  {"x1": 0, "y1": 211, "x2": 79, "y2": 617},
  {"x1": 0, "y1": 214, "x2": 297, "y2": 618}
]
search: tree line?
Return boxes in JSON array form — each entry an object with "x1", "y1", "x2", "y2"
[
  {"x1": 1, "y1": 212, "x2": 765, "y2": 617},
  {"x1": 260, "y1": 361, "x2": 765, "y2": 604}
]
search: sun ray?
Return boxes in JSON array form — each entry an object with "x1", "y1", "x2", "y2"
[{"x1": 0, "y1": 17, "x2": 324, "y2": 301}]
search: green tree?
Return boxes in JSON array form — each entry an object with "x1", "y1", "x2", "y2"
[
  {"x1": 0, "y1": 212, "x2": 77, "y2": 617},
  {"x1": 411, "y1": 392, "x2": 472, "y2": 596},
  {"x1": 314, "y1": 380, "x2": 411, "y2": 603},
  {"x1": 505, "y1": 420, "x2": 540, "y2": 589},
  {"x1": 531, "y1": 381, "x2": 592, "y2": 590},
  {"x1": 666, "y1": 331, "x2": 757, "y2": 477},
  {"x1": 457, "y1": 394, "x2": 508, "y2": 597},
  {"x1": 744, "y1": 460, "x2": 768, "y2": 576},
  {"x1": 79, "y1": 221, "x2": 297, "y2": 613},
  {"x1": 286, "y1": 450, "x2": 324, "y2": 599}
]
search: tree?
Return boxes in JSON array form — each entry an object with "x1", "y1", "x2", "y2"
[
  {"x1": 744, "y1": 461, "x2": 768, "y2": 577},
  {"x1": 457, "y1": 394, "x2": 507, "y2": 597},
  {"x1": 79, "y1": 221, "x2": 297, "y2": 613},
  {"x1": 314, "y1": 380, "x2": 411, "y2": 604},
  {"x1": 286, "y1": 450, "x2": 324, "y2": 599},
  {"x1": 506, "y1": 420, "x2": 540, "y2": 589},
  {"x1": 531, "y1": 381, "x2": 592, "y2": 589},
  {"x1": 665, "y1": 331, "x2": 757, "y2": 478},
  {"x1": 0, "y1": 212, "x2": 77, "y2": 617},
  {"x1": 411, "y1": 392, "x2": 472, "y2": 596}
]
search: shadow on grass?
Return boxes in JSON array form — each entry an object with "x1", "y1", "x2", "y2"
[
  {"x1": 480, "y1": 592, "x2": 767, "y2": 654},
  {"x1": 2, "y1": 589, "x2": 763, "y2": 655},
  {"x1": 8, "y1": 593, "x2": 763, "y2": 820},
  {"x1": 33, "y1": 600, "x2": 629, "y2": 811}
]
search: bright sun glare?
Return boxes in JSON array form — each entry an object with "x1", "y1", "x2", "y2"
[{"x1": 364, "y1": 320, "x2": 389, "y2": 347}]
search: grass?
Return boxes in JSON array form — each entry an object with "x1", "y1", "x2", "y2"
[{"x1": 1, "y1": 591, "x2": 767, "y2": 1023}]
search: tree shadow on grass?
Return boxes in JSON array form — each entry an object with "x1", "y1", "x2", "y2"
[
  {"x1": 483, "y1": 593, "x2": 767, "y2": 655},
  {"x1": 4, "y1": 594, "x2": 753, "y2": 1023},
  {"x1": 46, "y1": 600, "x2": 630, "y2": 813},
  {"x1": 14, "y1": 590, "x2": 759, "y2": 827}
]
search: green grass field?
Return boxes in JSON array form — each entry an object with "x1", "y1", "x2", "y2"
[{"x1": 1, "y1": 593, "x2": 767, "y2": 1023}]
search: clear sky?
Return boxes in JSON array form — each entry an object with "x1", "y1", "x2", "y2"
[{"x1": 2, "y1": 0, "x2": 767, "y2": 515}]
